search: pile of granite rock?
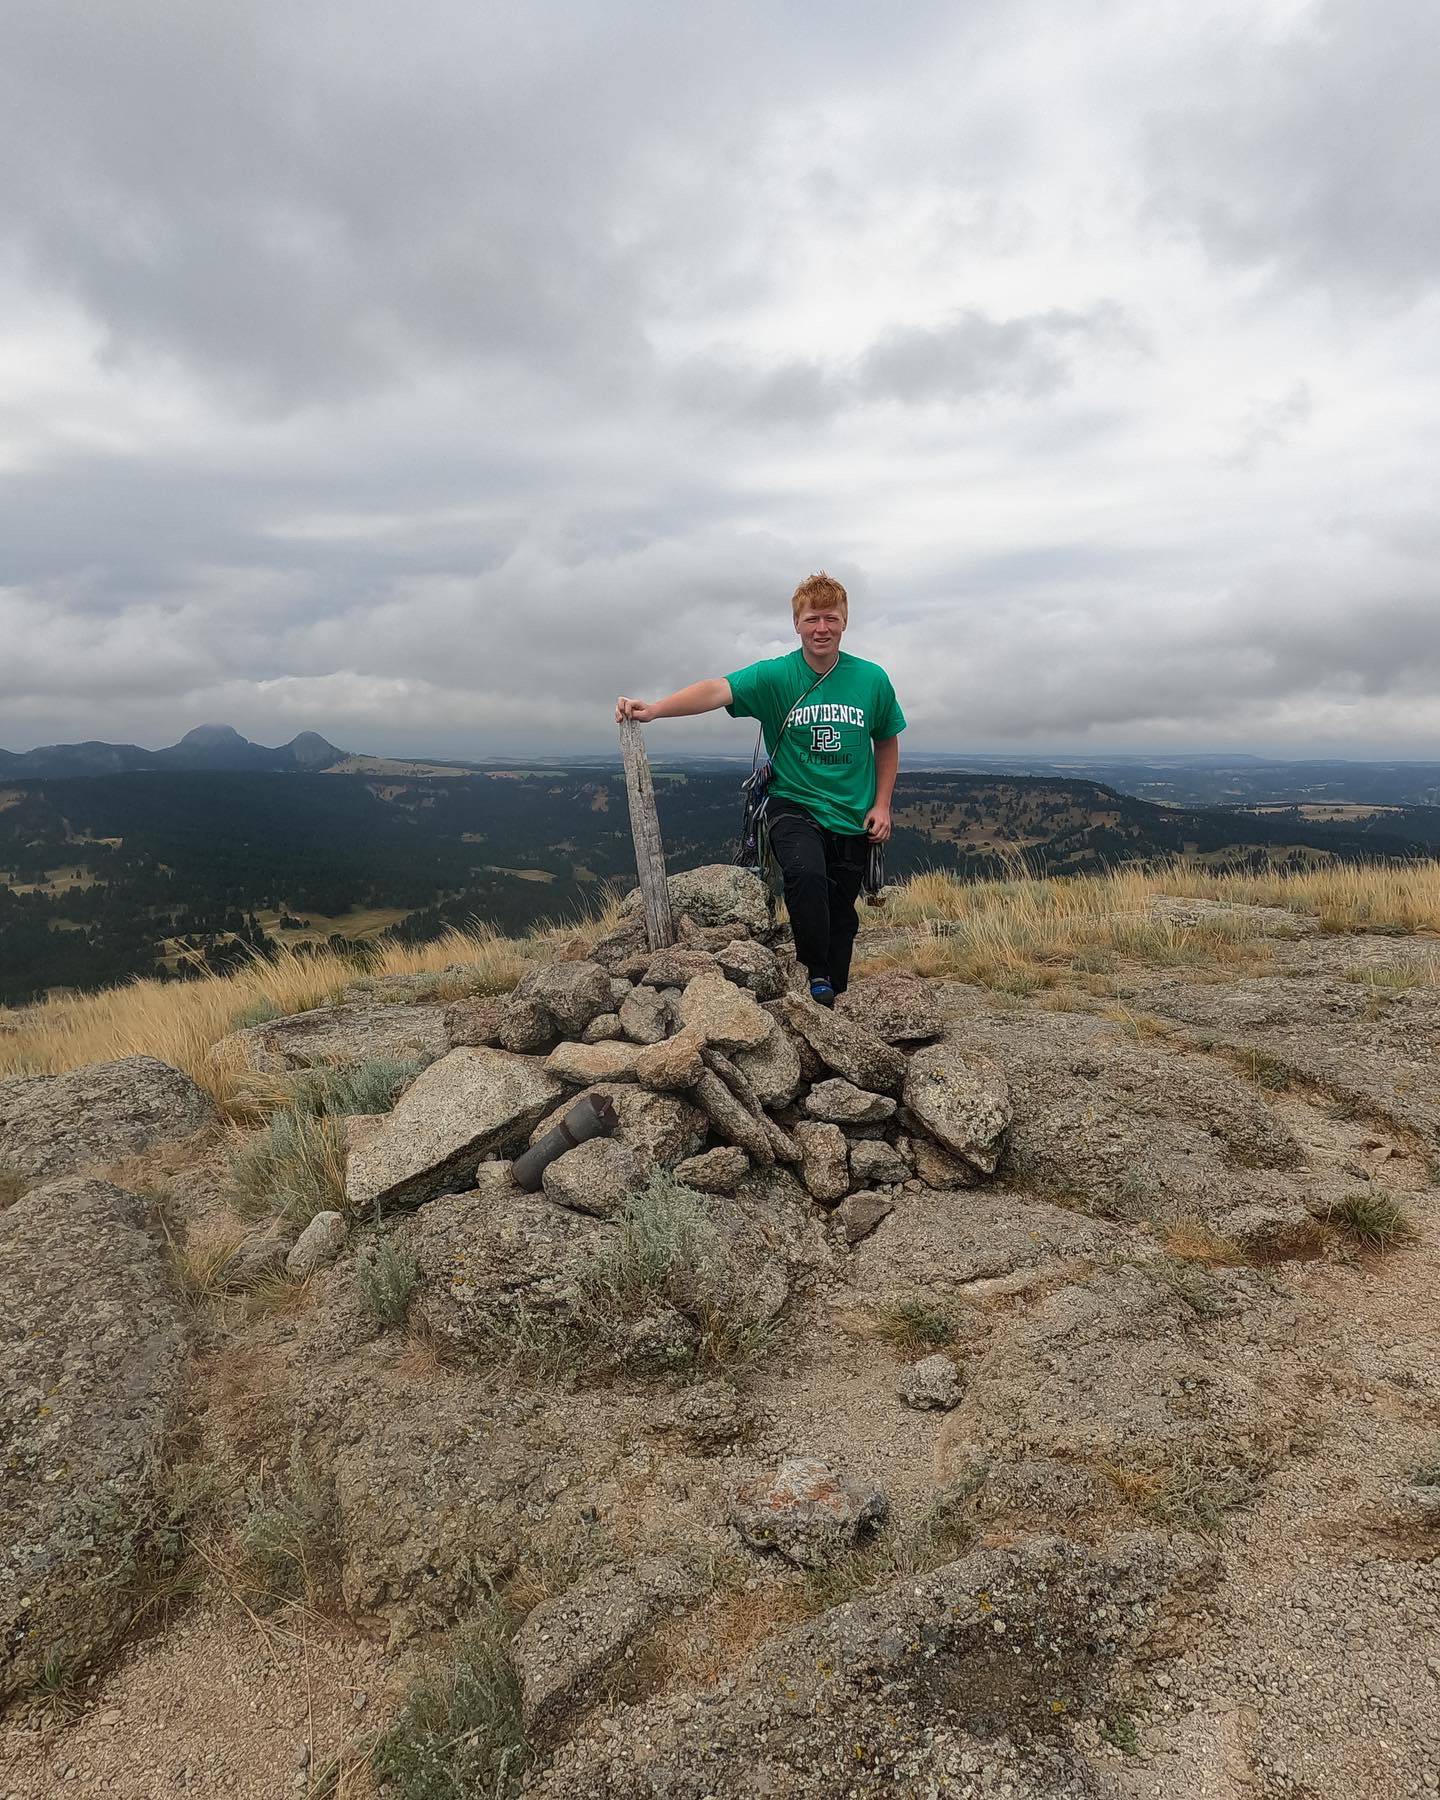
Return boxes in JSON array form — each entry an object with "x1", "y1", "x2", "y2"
[{"x1": 343, "y1": 865, "x2": 1013, "y2": 1238}]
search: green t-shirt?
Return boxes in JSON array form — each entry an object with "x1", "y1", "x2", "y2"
[{"x1": 725, "y1": 649, "x2": 906, "y2": 836}]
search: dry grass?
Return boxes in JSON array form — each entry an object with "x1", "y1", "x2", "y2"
[
  {"x1": 1159, "y1": 1215, "x2": 1247, "y2": 1266},
  {"x1": 871, "y1": 1297, "x2": 961, "y2": 1353},
  {"x1": 227, "y1": 1108, "x2": 348, "y2": 1226},
  {"x1": 0, "y1": 900, "x2": 622, "y2": 1107},
  {"x1": 165, "y1": 1215, "x2": 252, "y2": 1301},
  {"x1": 656, "y1": 1582, "x2": 813, "y2": 1687},
  {"x1": 862, "y1": 859, "x2": 1440, "y2": 992},
  {"x1": 393, "y1": 1324, "x2": 461, "y2": 1381},
  {"x1": 1344, "y1": 956, "x2": 1440, "y2": 994}
]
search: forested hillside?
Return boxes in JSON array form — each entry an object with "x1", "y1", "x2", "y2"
[{"x1": 2, "y1": 768, "x2": 1436, "y2": 1004}]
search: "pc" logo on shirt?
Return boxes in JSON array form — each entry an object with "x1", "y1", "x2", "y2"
[{"x1": 809, "y1": 724, "x2": 843, "y2": 752}]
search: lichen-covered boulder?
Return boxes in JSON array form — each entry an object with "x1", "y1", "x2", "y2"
[
  {"x1": 633, "y1": 1025, "x2": 708, "y2": 1092},
  {"x1": 783, "y1": 995, "x2": 907, "y2": 1095},
  {"x1": 513, "y1": 961, "x2": 616, "y2": 1037},
  {"x1": 733, "y1": 1019, "x2": 804, "y2": 1108},
  {"x1": 898, "y1": 1353, "x2": 963, "y2": 1411},
  {"x1": 673, "y1": 1146, "x2": 751, "y2": 1193},
  {"x1": 714, "y1": 939, "x2": 786, "y2": 999},
  {"x1": 848, "y1": 1138, "x2": 910, "y2": 1187},
  {"x1": 625, "y1": 865, "x2": 771, "y2": 936},
  {"x1": 618, "y1": 985, "x2": 673, "y2": 1045},
  {"x1": 803, "y1": 1078, "x2": 896, "y2": 1125},
  {"x1": 677, "y1": 969, "x2": 774, "y2": 1051},
  {"x1": 833, "y1": 1187, "x2": 895, "y2": 1244},
  {"x1": 729, "y1": 1457, "x2": 887, "y2": 1567},
  {"x1": 1, "y1": 1178, "x2": 186, "y2": 1701},
  {"x1": 903, "y1": 1043, "x2": 1011, "y2": 1173},
  {"x1": 794, "y1": 1121, "x2": 849, "y2": 1203},
  {"x1": 215, "y1": 1002, "x2": 450, "y2": 1078},
  {"x1": 835, "y1": 972, "x2": 943, "y2": 1043},
  {"x1": 542, "y1": 1138, "x2": 656, "y2": 1218},
  {"x1": 346, "y1": 1048, "x2": 562, "y2": 1211},
  {"x1": 0, "y1": 1056, "x2": 216, "y2": 1180},
  {"x1": 543, "y1": 1040, "x2": 641, "y2": 1085}
]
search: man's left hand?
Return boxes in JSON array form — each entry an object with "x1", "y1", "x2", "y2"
[{"x1": 864, "y1": 804, "x2": 892, "y2": 843}]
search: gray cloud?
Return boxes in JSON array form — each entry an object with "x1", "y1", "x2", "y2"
[
  {"x1": 1, "y1": 0, "x2": 1437, "y2": 760},
  {"x1": 1145, "y1": 0, "x2": 1440, "y2": 305}
]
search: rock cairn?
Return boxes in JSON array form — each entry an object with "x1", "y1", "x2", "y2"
[{"x1": 341, "y1": 865, "x2": 1012, "y2": 1234}]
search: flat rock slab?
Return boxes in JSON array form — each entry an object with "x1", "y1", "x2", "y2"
[
  {"x1": 0, "y1": 1055, "x2": 216, "y2": 1180},
  {"x1": 783, "y1": 995, "x2": 907, "y2": 1094},
  {"x1": 1, "y1": 1178, "x2": 186, "y2": 1701},
  {"x1": 804, "y1": 1078, "x2": 895, "y2": 1124},
  {"x1": 835, "y1": 972, "x2": 943, "y2": 1043},
  {"x1": 544, "y1": 1039, "x2": 641, "y2": 1085},
  {"x1": 535, "y1": 1534, "x2": 1216, "y2": 1798},
  {"x1": 218, "y1": 1001, "x2": 450, "y2": 1076},
  {"x1": 514, "y1": 1558, "x2": 705, "y2": 1742},
  {"x1": 730, "y1": 1457, "x2": 887, "y2": 1568},
  {"x1": 903, "y1": 1042, "x2": 1011, "y2": 1172},
  {"x1": 847, "y1": 1190, "x2": 1129, "y2": 1305},
  {"x1": 346, "y1": 1047, "x2": 562, "y2": 1211}
]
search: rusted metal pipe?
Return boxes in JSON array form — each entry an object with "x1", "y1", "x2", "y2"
[{"x1": 510, "y1": 1092, "x2": 620, "y2": 1191}]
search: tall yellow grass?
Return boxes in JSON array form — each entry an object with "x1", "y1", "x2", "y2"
[
  {"x1": 0, "y1": 912, "x2": 613, "y2": 1100},
  {"x1": 4, "y1": 863, "x2": 1435, "y2": 1095},
  {"x1": 861, "y1": 858, "x2": 1440, "y2": 990}
]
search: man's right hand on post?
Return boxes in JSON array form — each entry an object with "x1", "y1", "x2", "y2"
[{"x1": 615, "y1": 696, "x2": 656, "y2": 723}]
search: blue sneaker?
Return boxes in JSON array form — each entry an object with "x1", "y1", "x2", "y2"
[{"x1": 809, "y1": 978, "x2": 836, "y2": 1008}]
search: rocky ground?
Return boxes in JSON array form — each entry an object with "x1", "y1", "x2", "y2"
[{"x1": 2, "y1": 866, "x2": 1438, "y2": 1799}]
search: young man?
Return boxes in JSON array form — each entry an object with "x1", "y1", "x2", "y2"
[{"x1": 615, "y1": 572, "x2": 905, "y2": 1005}]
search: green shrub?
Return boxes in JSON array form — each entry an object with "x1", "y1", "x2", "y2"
[
  {"x1": 239, "y1": 1441, "x2": 337, "y2": 1607},
  {"x1": 373, "y1": 1597, "x2": 531, "y2": 1800},
  {"x1": 286, "y1": 1054, "x2": 424, "y2": 1119},
  {"x1": 1329, "y1": 1189, "x2": 1416, "y2": 1250},
  {"x1": 227, "y1": 1107, "x2": 346, "y2": 1225},
  {"x1": 874, "y1": 1297, "x2": 958, "y2": 1354},
  {"x1": 481, "y1": 1173, "x2": 773, "y2": 1381},
  {"x1": 357, "y1": 1235, "x2": 420, "y2": 1329}
]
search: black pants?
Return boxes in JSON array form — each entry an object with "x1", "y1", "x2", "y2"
[{"x1": 767, "y1": 797, "x2": 869, "y2": 993}]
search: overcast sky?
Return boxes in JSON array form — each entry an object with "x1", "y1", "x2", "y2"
[{"x1": 2, "y1": 0, "x2": 1436, "y2": 759}]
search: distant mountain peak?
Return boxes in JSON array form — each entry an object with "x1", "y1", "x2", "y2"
[
  {"x1": 286, "y1": 730, "x2": 346, "y2": 764},
  {"x1": 179, "y1": 723, "x2": 249, "y2": 746}
]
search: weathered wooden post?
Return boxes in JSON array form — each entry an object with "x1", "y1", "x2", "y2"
[{"x1": 618, "y1": 716, "x2": 676, "y2": 950}]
